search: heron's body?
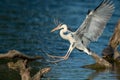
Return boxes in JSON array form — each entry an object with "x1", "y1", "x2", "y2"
[
  {"x1": 59, "y1": 25, "x2": 91, "y2": 55},
  {"x1": 49, "y1": 0, "x2": 114, "y2": 62}
]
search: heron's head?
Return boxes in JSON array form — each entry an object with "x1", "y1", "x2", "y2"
[{"x1": 51, "y1": 24, "x2": 67, "y2": 32}]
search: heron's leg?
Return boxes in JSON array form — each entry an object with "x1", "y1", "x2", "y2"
[
  {"x1": 47, "y1": 42, "x2": 75, "y2": 60},
  {"x1": 62, "y1": 43, "x2": 75, "y2": 60}
]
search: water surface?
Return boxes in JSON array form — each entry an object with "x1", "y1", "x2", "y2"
[{"x1": 0, "y1": 0, "x2": 120, "y2": 80}]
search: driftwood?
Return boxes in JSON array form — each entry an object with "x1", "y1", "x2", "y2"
[
  {"x1": 109, "y1": 20, "x2": 120, "y2": 50},
  {"x1": 103, "y1": 20, "x2": 120, "y2": 61},
  {"x1": 8, "y1": 60, "x2": 51, "y2": 80},
  {"x1": 110, "y1": 20, "x2": 120, "y2": 61},
  {"x1": 32, "y1": 67, "x2": 51, "y2": 80},
  {"x1": 0, "y1": 50, "x2": 43, "y2": 60},
  {"x1": 0, "y1": 50, "x2": 50, "y2": 80},
  {"x1": 91, "y1": 52, "x2": 112, "y2": 68}
]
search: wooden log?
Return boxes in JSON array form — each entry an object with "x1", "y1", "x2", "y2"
[
  {"x1": 32, "y1": 67, "x2": 51, "y2": 80},
  {"x1": 0, "y1": 50, "x2": 50, "y2": 80},
  {"x1": 8, "y1": 60, "x2": 51, "y2": 80},
  {"x1": 109, "y1": 20, "x2": 120, "y2": 61},
  {"x1": 0, "y1": 50, "x2": 43, "y2": 61},
  {"x1": 109, "y1": 20, "x2": 120, "y2": 50},
  {"x1": 8, "y1": 60, "x2": 31, "y2": 80},
  {"x1": 91, "y1": 52, "x2": 112, "y2": 68},
  {"x1": 102, "y1": 20, "x2": 120, "y2": 61},
  {"x1": 102, "y1": 45, "x2": 114, "y2": 63}
]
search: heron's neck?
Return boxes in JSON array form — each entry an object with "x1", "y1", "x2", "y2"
[{"x1": 60, "y1": 28, "x2": 68, "y2": 40}]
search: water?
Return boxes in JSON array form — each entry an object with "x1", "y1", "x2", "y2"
[{"x1": 0, "y1": 0, "x2": 120, "y2": 80}]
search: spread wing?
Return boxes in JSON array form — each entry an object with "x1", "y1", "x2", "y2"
[{"x1": 75, "y1": 0, "x2": 114, "y2": 46}]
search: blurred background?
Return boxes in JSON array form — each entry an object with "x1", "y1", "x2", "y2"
[{"x1": 0, "y1": 0, "x2": 120, "y2": 80}]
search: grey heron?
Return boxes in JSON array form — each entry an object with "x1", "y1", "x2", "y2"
[{"x1": 48, "y1": 0, "x2": 114, "y2": 62}]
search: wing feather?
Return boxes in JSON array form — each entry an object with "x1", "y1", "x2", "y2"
[{"x1": 75, "y1": 0, "x2": 114, "y2": 46}]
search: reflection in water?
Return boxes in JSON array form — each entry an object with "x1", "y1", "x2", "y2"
[
  {"x1": 82, "y1": 63, "x2": 120, "y2": 80},
  {"x1": 113, "y1": 63, "x2": 120, "y2": 80},
  {"x1": 88, "y1": 68, "x2": 109, "y2": 80},
  {"x1": 0, "y1": 0, "x2": 120, "y2": 80}
]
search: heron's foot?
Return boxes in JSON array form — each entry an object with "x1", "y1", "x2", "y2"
[{"x1": 46, "y1": 54, "x2": 68, "y2": 63}]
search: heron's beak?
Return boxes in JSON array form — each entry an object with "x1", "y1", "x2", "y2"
[{"x1": 51, "y1": 26, "x2": 59, "y2": 32}]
